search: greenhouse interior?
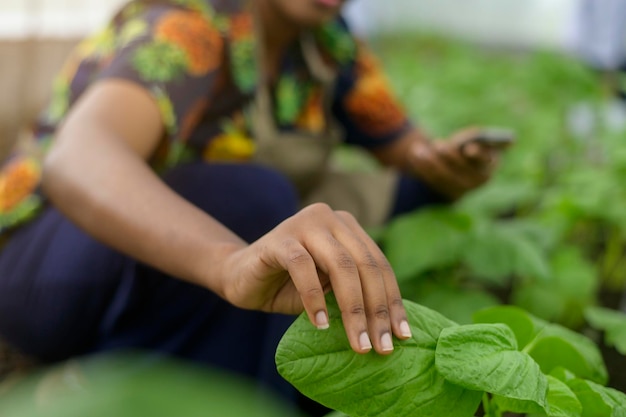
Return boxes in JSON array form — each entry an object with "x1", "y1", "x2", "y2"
[{"x1": 1, "y1": 0, "x2": 625, "y2": 416}]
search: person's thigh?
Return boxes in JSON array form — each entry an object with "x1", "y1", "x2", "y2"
[{"x1": 0, "y1": 207, "x2": 128, "y2": 361}]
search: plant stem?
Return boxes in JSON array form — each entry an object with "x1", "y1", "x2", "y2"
[{"x1": 481, "y1": 393, "x2": 502, "y2": 417}]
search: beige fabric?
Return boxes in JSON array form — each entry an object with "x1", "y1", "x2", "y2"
[
  {"x1": 250, "y1": 32, "x2": 396, "y2": 228},
  {"x1": 0, "y1": 38, "x2": 79, "y2": 162},
  {"x1": 302, "y1": 167, "x2": 397, "y2": 228}
]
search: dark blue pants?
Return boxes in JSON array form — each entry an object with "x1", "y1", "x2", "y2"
[{"x1": 0, "y1": 163, "x2": 445, "y2": 413}]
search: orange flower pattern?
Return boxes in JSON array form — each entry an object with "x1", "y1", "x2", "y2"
[
  {"x1": 0, "y1": 158, "x2": 40, "y2": 212},
  {"x1": 0, "y1": 1, "x2": 409, "y2": 236},
  {"x1": 343, "y1": 44, "x2": 408, "y2": 137},
  {"x1": 229, "y1": 13, "x2": 253, "y2": 41},
  {"x1": 0, "y1": 157, "x2": 42, "y2": 230},
  {"x1": 154, "y1": 10, "x2": 223, "y2": 76},
  {"x1": 296, "y1": 90, "x2": 325, "y2": 133}
]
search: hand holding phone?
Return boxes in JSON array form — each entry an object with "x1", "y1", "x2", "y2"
[{"x1": 460, "y1": 127, "x2": 516, "y2": 156}]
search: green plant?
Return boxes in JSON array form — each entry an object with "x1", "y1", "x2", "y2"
[
  {"x1": 0, "y1": 352, "x2": 298, "y2": 417},
  {"x1": 275, "y1": 294, "x2": 626, "y2": 417},
  {"x1": 585, "y1": 306, "x2": 626, "y2": 355}
]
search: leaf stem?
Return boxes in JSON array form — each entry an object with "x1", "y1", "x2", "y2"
[{"x1": 481, "y1": 393, "x2": 501, "y2": 417}]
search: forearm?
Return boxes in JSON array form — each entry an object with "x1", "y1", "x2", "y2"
[
  {"x1": 42, "y1": 123, "x2": 245, "y2": 297},
  {"x1": 370, "y1": 127, "x2": 431, "y2": 173}
]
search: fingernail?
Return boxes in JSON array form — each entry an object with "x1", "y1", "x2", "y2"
[
  {"x1": 359, "y1": 332, "x2": 372, "y2": 351},
  {"x1": 381, "y1": 332, "x2": 394, "y2": 352},
  {"x1": 315, "y1": 311, "x2": 329, "y2": 330},
  {"x1": 400, "y1": 320, "x2": 412, "y2": 338}
]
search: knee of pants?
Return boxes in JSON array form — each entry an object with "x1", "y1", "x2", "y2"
[
  {"x1": 0, "y1": 208, "x2": 128, "y2": 361},
  {"x1": 162, "y1": 163, "x2": 301, "y2": 242}
]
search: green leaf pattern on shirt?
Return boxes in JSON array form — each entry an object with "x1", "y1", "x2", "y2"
[
  {"x1": 118, "y1": 19, "x2": 149, "y2": 48},
  {"x1": 132, "y1": 42, "x2": 189, "y2": 82},
  {"x1": 229, "y1": 37, "x2": 257, "y2": 93},
  {"x1": 275, "y1": 75, "x2": 307, "y2": 125},
  {"x1": 314, "y1": 20, "x2": 357, "y2": 65},
  {"x1": 151, "y1": 86, "x2": 177, "y2": 136}
]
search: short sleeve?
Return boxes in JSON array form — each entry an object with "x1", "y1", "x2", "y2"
[
  {"x1": 332, "y1": 39, "x2": 412, "y2": 149},
  {"x1": 97, "y1": 4, "x2": 224, "y2": 142}
]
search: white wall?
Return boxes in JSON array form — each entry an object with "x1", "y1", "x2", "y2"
[
  {"x1": 0, "y1": 0, "x2": 126, "y2": 38},
  {"x1": 344, "y1": 0, "x2": 579, "y2": 51},
  {"x1": 0, "y1": 0, "x2": 579, "y2": 51}
]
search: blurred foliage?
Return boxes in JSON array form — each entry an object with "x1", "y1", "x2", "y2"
[
  {"x1": 366, "y1": 32, "x2": 626, "y2": 330},
  {"x1": 0, "y1": 351, "x2": 301, "y2": 417}
]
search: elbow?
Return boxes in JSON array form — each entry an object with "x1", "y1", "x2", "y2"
[{"x1": 41, "y1": 140, "x2": 70, "y2": 202}]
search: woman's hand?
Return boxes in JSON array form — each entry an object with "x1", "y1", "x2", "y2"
[
  {"x1": 407, "y1": 127, "x2": 502, "y2": 200},
  {"x1": 219, "y1": 203, "x2": 412, "y2": 356}
]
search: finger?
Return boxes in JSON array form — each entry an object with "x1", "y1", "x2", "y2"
[
  {"x1": 432, "y1": 141, "x2": 492, "y2": 189},
  {"x1": 460, "y1": 141, "x2": 498, "y2": 166},
  {"x1": 305, "y1": 229, "x2": 373, "y2": 354},
  {"x1": 326, "y1": 217, "x2": 396, "y2": 355},
  {"x1": 434, "y1": 139, "x2": 471, "y2": 170},
  {"x1": 277, "y1": 238, "x2": 330, "y2": 330},
  {"x1": 336, "y1": 211, "x2": 412, "y2": 343}
]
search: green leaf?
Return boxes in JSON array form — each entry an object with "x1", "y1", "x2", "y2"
[
  {"x1": 462, "y1": 220, "x2": 550, "y2": 285},
  {"x1": 473, "y1": 306, "x2": 608, "y2": 384},
  {"x1": 566, "y1": 379, "x2": 626, "y2": 417},
  {"x1": 459, "y1": 180, "x2": 540, "y2": 217},
  {"x1": 585, "y1": 306, "x2": 626, "y2": 355},
  {"x1": 543, "y1": 376, "x2": 583, "y2": 417},
  {"x1": 473, "y1": 305, "x2": 539, "y2": 349},
  {"x1": 381, "y1": 208, "x2": 472, "y2": 281},
  {"x1": 416, "y1": 284, "x2": 500, "y2": 325},
  {"x1": 435, "y1": 323, "x2": 548, "y2": 407},
  {"x1": 511, "y1": 375, "x2": 582, "y2": 417},
  {"x1": 513, "y1": 247, "x2": 598, "y2": 328},
  {"x1": 276, "y1": 295, "x2": 483, "y2": 417},
  {"x1": 528, "y1": 324, "x2": 608, "y2": 385}
]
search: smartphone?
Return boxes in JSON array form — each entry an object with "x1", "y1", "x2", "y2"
[
  {"x1": 468, "y1": 127, "x2": 516, "y2": 150},
  {"x1": 459, "y1": 127, "x2": 515, "y2": 158}
]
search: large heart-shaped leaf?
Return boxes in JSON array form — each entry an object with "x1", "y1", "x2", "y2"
[
  {"x1": 492, "y1": 375, "x2": 582, "y2": 417},
  {"x1": 435, "y1": 323, "x2": 547, "y2": 408},
  {"x1": 275, "y1": 296, "x2": 483, "y2": 417},
  {"x1": 473, "y1": 306, "x2": 608, "y2": 385},
  {"x1": 566, "y1": 379, "x2": 626, "y2": 417}
]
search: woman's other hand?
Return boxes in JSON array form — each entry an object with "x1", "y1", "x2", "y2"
[{"x1": 407, "y1": 127, "x2": 504, "y2": 200}]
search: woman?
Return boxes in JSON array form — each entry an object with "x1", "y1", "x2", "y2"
[{"x1": 0, "y1": 0, "x2": 496, "y2": 411}]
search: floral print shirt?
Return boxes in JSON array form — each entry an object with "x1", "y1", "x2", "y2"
[{"x1": 0, "y1": 0, "x2": 411, "y2": 236}]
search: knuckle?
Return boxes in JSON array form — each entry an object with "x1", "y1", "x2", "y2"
[
  {"x1": 335, "y1": 210, "x2": 356, "y2": 222},
  {"x1": 389, "y1": 297, "x2": 404, "y2": 309},
  {"x1": 378, "y1": 259, "x2": 395, "y2": 275},
  {"x1": 304, "y1": 202, "x2": 333, "y2": 216},
  {"x1": 357, "y1": 253, "x2": 380, "y2": 272},
  {"x1": 286, "y1": 246, "x2": 312, "y2": 265},
  {"x1": 336, "y1": 253, "x2": 357, "y2": 271},
  {"x1": 372, "y1": 304, "x2": 390, "y2": 320},
  {"x1": 302, "y1": 286, "x2": 324, "y2": 299},
  {"x1": 343, "y1": 303, "x2": 366, "y2": 317}
]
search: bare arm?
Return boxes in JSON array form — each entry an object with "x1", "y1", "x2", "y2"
[
  {"x1": 43, "y1": 79, "x2": 411, "y2": 355},
  {"x1": 43, "y1": 79, "x2": 245, "y2": 297}
]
